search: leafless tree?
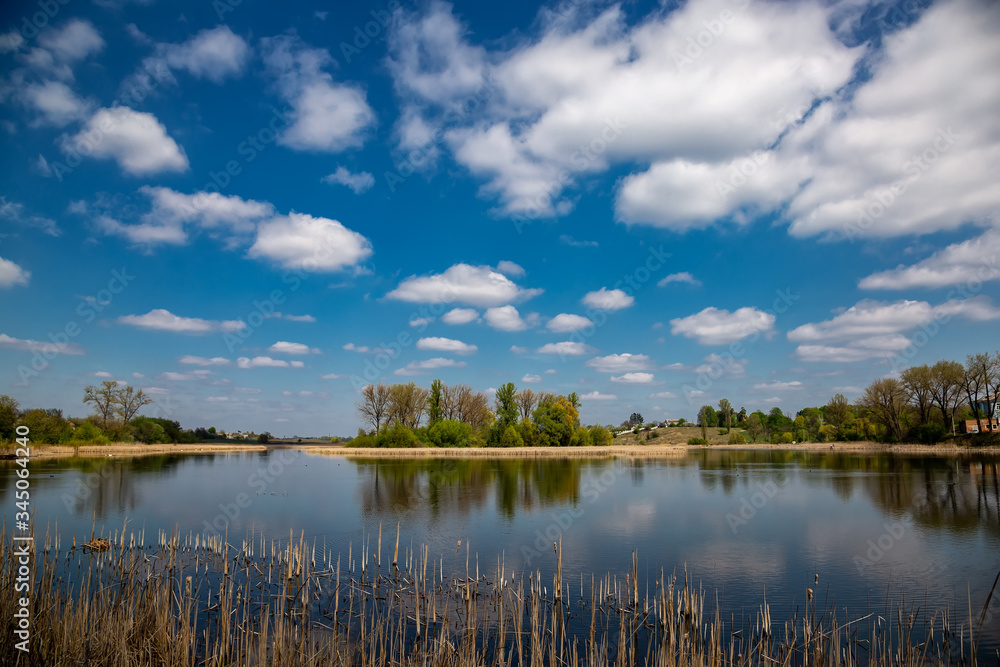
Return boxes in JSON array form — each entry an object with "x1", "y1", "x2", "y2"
[
  {"x1": 964, "y1": 353, "x2": 993, "y2": 434},
  {"x1": 859, "y1": 378, "x2": 908, "y2": 441},
  {"x1": 83, "y1": 381, "x2": 120, "y2": 429},
  {"x1": 387, "y1": 382, "x2": 429, "y2": 429},
  {"x1": 929, "y1": 360, "x2": 965, "y2": 432},
  {"x1": 900, "y1": 365, "x2": 934, "y2": 426},
  {"x1": 515, "y1": 388, "x2": 537, "y2": 422},
  {"x1": 356, "y1": 382, "x2": 391, "y2": 433},
  {"x1": 116, "y1": 385, "x2": 152, "y2": 423}
]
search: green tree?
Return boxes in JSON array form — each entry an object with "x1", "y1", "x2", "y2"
[
  {"x1": 19, "y1": 409, "x2": 71, "y2": 444},
  {"x1": 499, "y1": 424, "x2": 524, "y2": 448},
  {"x1": 860, "y1": 378, "x2": 908, "y2": 441},
  {"x1": 570, "y1": 426, "x2": 592, "y2": 446},
  {"x1": 718, "y1": 398, "x2": 733, "y2": 433},
  {"x1": 746, "y1": 413, "x2": 764, "y2": 442},
  {"x1": 697, "y1": 405, "x2": 716, "y2": 439},
  {"x1": 427, "y1": 419, "x2": 473, "y2": 447},
  {"x1": 0, "y1": 395, "x2": 19, "y2": 441},
  {"x1": 73, "y1": 420, "x2": 106, "y2": 444},
  {"x1": 257, "y1": 431, "x2": 272, "y2": 444},
  {"x1": 494, "y1": 382, "x2": 519, "y2": 428},
  {"x1": 131, "y1": 416, "x2": 169, "y2": 444},
  {"x1": 428, "y1": 379, "x2": 444, "y2": 425},
  {"x1": 589, "y1": 424, "x2": 613, "y2": 447},
  {"x1": 825, "y1": 393, "x2": 852, "y2": 433},
  {"x1": 628, "y1": 412, "x2": 644, "y2": 428},
  {"x1": 533, "y1": 396, "x2": 574, "y2": 446}
]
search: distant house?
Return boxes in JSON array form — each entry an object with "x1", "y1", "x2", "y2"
[
  {"x1": 961, "y1": 395, "x2": 999, "y2": 433},
  {"x1": 961, "y1": 418, "x2": 999, "y2": 434},
  {"x1": 664, "y1": 419, "x2": 682, "y2": 426}
]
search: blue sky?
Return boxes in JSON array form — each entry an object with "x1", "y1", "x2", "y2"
[{"x1": 0, "y1": 0, "x2": 997, "y2": 436}]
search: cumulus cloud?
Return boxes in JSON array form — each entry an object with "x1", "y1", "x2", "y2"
[
  {"x1": 0, "y1": 257, "x2": 30, "y2": 287},
  {"x1": 39, "y1": 19, "x2": 105, "y2": 63},
  {"x1": 582, "y1": 288, "x2": 633, "y2": 310},
  {"x1": 670, "y1": 307, "x2": 775, "y2": 344},
  {"x1": 580, "y1": 391, "x2": 617, "y2": 401},
  {"x1": 522, "y1": 373, "x2": 542, "y2": 384},
  {"x1": 586, "y1": 353, "x2": 651, "y2": 373},
  {"x1": 859, "y1": 229, "x2": 1000, "y2": 290},
  {"x1": 22, "y1": 80, "x2": 92, "y2": 126},
  {"x1": 546, "y1": 313, "x2": 593, "y2": 333},
  {"x1": 788, "y1": 297, "x2": 1000, "y2": 362},
  {"x1": 0, "y1": 198, "x2": 59, "y2": 236},
  {"x1": 387, "y1": 263, "x2": 542, "y2": 307},
  {"x1": 611, "y1": 372, "x2": 655, "y2": 383},
  {"x1": 65, "y1": 107, "x2": 188, "y2": 176},
  {"x1": 394, "y1": 357, "x2": 467, "y2": 375},
  {"x1": 496, "y1": 260, "x2": 526, "y2": 277},
  {"x1": 441, "y1": 308, "x2": 479, "y2": 325},
  {"x1": 536, "y1": 341, "x2": 594, "y2": 356},
  {"x1": 650, "y1": 391, "x2": 678, "y2": 399},
  {"x1": 119, "y1": 309, "x2": 245, "y2": 334},
  {"x1": 248, "y1": 212, "x2": 373, "y2": 272},
  {"x1": 484, "y1": 305, "x2": 535, "y2": 332},
  {"x1": 753, "y1": 380, "x2": 802, "y2": 390},
  {"x1": 657, "y1": 272, "x2": 701, "y2": 287},
  {"x1": 269, "y1": 341, "x2": 320, "y2": 355},
  {"x1": 416, "y1": 336, "x2": 478, "y2": 354},
  {"x1": 237, "y1": 356, "x2": 306, "y2": 369},
  {"x1": 0, "y1": 333, "x2": 84, "y2": 355},
  {"x1": 160, "y1": 26, "x2": 250, "y2": 82},
  {"x1": 261, "y1": 34, "x2": 375, "y2": 152},
  {"x1": 323, "y1": 166, "x2": 375, "y2": 193}
]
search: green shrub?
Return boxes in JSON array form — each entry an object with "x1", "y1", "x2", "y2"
[
  {"x1": 589, "y1": 425, "x2": 613, "y2": 447},
  {"x1": 780, "y1": 432, "x2": 794, "y2": 444},
  {"x1": 427, "y1": 419, "x2": 473, "y2": 447},
  {"x1": 911, "y1": 422, "x2": 947, "y2": 444},
  {"x1": 688, "y1": 437, "x2": 708, "y2": 445},
  {"x1": 378, "y1": 423, "x2": 419, "y2": 448},
  {"x1": 727, "y1": 432, "x2": 746, "y2": 444},
  {"x1": 570, "y1": 426, "x2": 592, "y2": 447},
  {"x1": 349, "y1": 429, "x2": 378, "y2": 448},
  {"x1": 499, "y1": 425, "x2": 524, "y2": 448}
]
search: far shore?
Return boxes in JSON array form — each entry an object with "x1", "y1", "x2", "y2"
[{"x1": 7, "y1": 440, "x2": 997, "y2": 460}]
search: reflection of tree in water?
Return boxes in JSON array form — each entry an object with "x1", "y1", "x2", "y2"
[
  {"x1": 859, "y1": 457, "x2": 1000, "y2": 537},
  {"x1": 352, "y1": 458, "x2": 583, "y2": 521}
]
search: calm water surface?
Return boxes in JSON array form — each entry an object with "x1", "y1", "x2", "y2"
[{"x1": 4, "y1": 448, "x2": 999, "y2": 655}]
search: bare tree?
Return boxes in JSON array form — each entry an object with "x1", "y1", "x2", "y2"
[
  {"x1": 83, "y1": 381, "x2": 119, "y2": 429},
  {"x1": 116, "y1": 385, "x2": 153, "y2": 423},
  {"x1": 964, "y1": 353, "x2": 993, "y2": 434},
  {"x1": 900, "y1": 365, "x2": 934, "y2": 426},
  {"x1": 859, "y1": 378, "x2": 908, "y2": 441},
  {"x1": 929, "y1": 360, "x2": 965, "y2": 433},
  {"x1": 356, "y1": 382, "x2": 391, "y2": 433},
  {"x1": 387, "y1": 382, "x2": 429, "y2": 429},
  {"x1": 515, "y1": 388, "x2": 537, "y2": 422}
]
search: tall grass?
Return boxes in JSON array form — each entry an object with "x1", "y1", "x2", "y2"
[{"x1": 1, "y1": 520, "x2": 995, "y2": 666}]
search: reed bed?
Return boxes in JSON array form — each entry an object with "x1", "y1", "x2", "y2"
[{"x1": 2, "y1": 520, "x2": 996, "y2": 667}]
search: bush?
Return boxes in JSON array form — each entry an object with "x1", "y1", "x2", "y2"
[
  {"x1": 718, "y1": 429, "x2": 728, "y2": 435},
  {"x1": 379, "y1": 423, "x2": 420, "y2": 448},
  {"x1": 257, "y1": 432, "x2": 272, "y2": 444},
  {"x1": 911, "y1": 422, "x2": 947, "y2": 444},
  {"x1": 571, "y1": 426, "x2": 592, "y2": 447},
  {"x1": 780, "y1": 432, "x2": 794, "y2": 444},
  {"x1": 727, "y1": 432, "x2": 746, "y2": 444},
  {"x1": 688, "y1": 437, "x2": 708, "y2": 445},
  {"x1": 646, "y1": 430, "x2": 659, "y2": 440},
  {"x1": 589, "y1": 425, "x2": 613, "y2": 447},
  {"x1": 427, "y1": 419, "x2": 474, "y2": 447},
  {"x1": 349, "y1": 429, "x2": 378, "y2": 448},
  {"x1": 73, "y1": 420, "x2": 107, "y2": 444},
  {"x1": 131, "y1": 417, "x2": 169, "y2": 444},
  {"x1": 499, "y1": 425, "x2": 524, "y2": 448}
]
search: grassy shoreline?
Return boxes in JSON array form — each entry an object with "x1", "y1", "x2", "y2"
[{"x1": 6, "y1": 440, "x2": 998, "y2": 460}]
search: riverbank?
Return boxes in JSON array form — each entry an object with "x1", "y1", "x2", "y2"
[{"x1": 5, "y1": 440, "x2": 996, "y2": 460}]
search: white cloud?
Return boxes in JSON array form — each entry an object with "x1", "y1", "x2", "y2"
[
  {"x1": 269, "y1": 341, "x2": 320, "y2": 355},
  {"x1": 510, "y1": 345, "x2": 527, "y2": 354},
  {"x1": 859, "y1": 229, "x2": 1000, "y2": 290},
  {"x1": 0, "y1": 31, "x2": 24, "y2": 54},
  {"x1": 323, "y1": 166, "x2": 375, "y2": 194},
  {"x1": 0, "y1": 257, "x2": 30, "y2": 287},
  {"x1": 248, "y1": 212, "x2": 373, "y2": 272},
  {"x1": 394, "y1": 357, "x2": 467, "y2": 376},
  {"x1": 234, "y1": 387, "x2": 262, "y2": 394},
  {"x1": 416, "y1": 336, "x2": 478, "y2": 354},
  {"x1": 586, "y1": 353, "x2": 651, "y2": 373},
  {"x1": 546, "y1": 313, "x2": 593, "y2": 333},
  {"x1": 119, "y1": 309, "x2": 245, "y2": 334},
  {"x1": 496, "y1": 260, "x2": 525, "y2": 277},
  {"x1": 611, "y1": 372, "x2": 655, "y2": 384},
  {"x1": 262, "y1": 34, "x2": 375, "y2": 152},
  {"x1": 160, "y1": 26, "x2": 250, "y2": 82},
  {"x1": 650, "y1": 391, "x2": 678, "y2": 399},
  {"x1": 66, "y1": 107, "x2": 188, "y2": 175},
  {"x1": 283, "y1": 314, "x2": 316, "y2": 323},
  {"x1": 580, "y1": 391, "x2": 617, "y2": 401},
  {"x1": 484, "y1": 305, "x2": 531, "y2": 332},
  {"x1": 788, "y1": 297, "x2": 1000, "y2": 362},
  {"x1": 387, "y1": 263, "x2": 542, "y2": 307},
  {"x1": 441, "y1": 307, "x2": 479, "y2": 325},
  {"x1": 544, "y1": 369, "x2": 556, "y2": 374},
  {"x1": 22, "y1": 80, "x2": 92, "y2": 126},
  {"x1": 0, "y1": 198, "x2": 59, "y2": 236},
  {"x1": 409, "y1": 317, "x2": 433, "y2": 327},
  {"x1": 39, "y1": 19, "x2": 105, "y2": 62},
  {"x1": 0, "y1": 333, "x2": 84, "y2": 355},
  {"x1": 522, "y1": 373, "x2": 542, "y2": 384},
  {"x1": 657, "y1": 272, "x2": 701, "y2": 287},
  {"x1": 694, "y1": 353, "x2": 747, "y2": 377},
  {"x1": 753, "y1": 380, "x2": 802, "y2": 391},
  {"x1": 559, "y1": 235, "x2": 598, "y2": 248},
  {"x1": 179, "y1": 355, "x2": 231, "y2": 366},
  {"x1": 342, "y1": 343, "x2": 370, "y2": 353},
  {"x1": 536, "y1": 341, "x2": 593, "y2": 356},
  {"x1": 582, "y1": 288, "x2": 633, "y2": 311},
  {"x1": 237, "y1": 356, "x2": 306, "y2": 369},
  {"x1": 206, "y1": 396, "x2": 233, "y2": 402},
  {"x1": 670, "y1": 307, "x2": 775, "y2": 344}
]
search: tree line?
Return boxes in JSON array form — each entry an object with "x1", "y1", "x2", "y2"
[{"x1": 353, "y1": 381, "x2": 614, "y2": 448}]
